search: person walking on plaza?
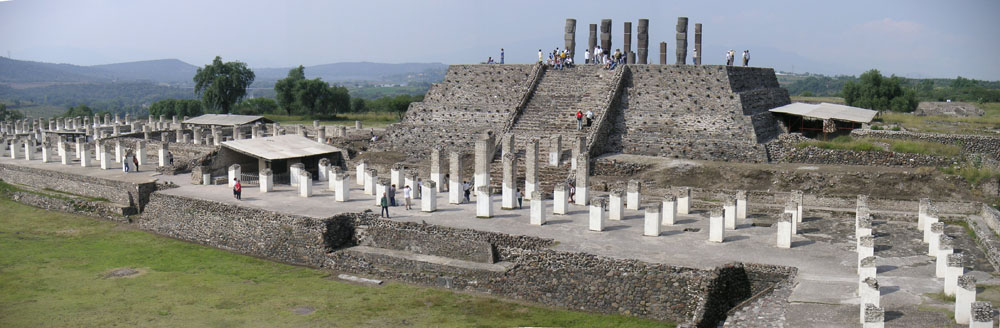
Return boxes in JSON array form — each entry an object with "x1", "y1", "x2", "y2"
[
  {"x1": 380, "y1": 192, "x2": 390, "y2": 217},
  {"x1": 569, "y1": 183, "x2": 576, "y2": 203},
  {"x1": 132, "y1": 154, "x2": 139, "y2": 172},
  {"x1": 403, "y1": 185, "x2": 412, "y2": 210},
  {"x1": 516, "y1": 188, "x2": 523, "y2": 209},
  {"x1": 463, "y1": 180, "x2": 471, "y2": 203},
  {"x1": 576, "y1": 110, "x2": 583, "y2": 131},
  {"x1": 233, "y1": 178, "x2": 242, "y2": 200},
  {"x1": 122, "y1": 154, "x2": 130, "y2": 172},
  {"x1": 389, "y1": 184, "x2": 397, "y2": 206}
]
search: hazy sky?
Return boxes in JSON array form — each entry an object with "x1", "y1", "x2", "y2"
[{"x1": 1, "y1": 0, "x2": 998, "y2": 80}]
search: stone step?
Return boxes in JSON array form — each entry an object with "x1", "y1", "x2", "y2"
[{"x1": 334, "y1": 246, "x2": 513, "y2": 273}]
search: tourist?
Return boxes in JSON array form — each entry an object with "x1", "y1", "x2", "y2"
[
  {"x1": 389, "y1": 184, "x2": 397, "y2": 206},
  {"x1": 463, "y1": 180, "x2": 471, "y2": 202},
  {"x1": 575, "y1": 110, "x2": 583, "y2": 131},
  {"x1": 565, "y1": 56, "x2": 573, "y2": 68},
  {"x1": 233, "y1": 178, "x2": 242, "y2": 200},
  {"x1": 594, "y1": 46, "x2": 603, "y2": 64},
  {"x1": 380, "y1": 192, "x2": 390, "y2": 217},
  {"x1": 122, "y1": 154, "x2": 130, "y2": 172},
  {"x1": 604, "y1": 54, "x2": 612, "y2": 69},
  {"x1": 132, "y1": 154, "x2": 139, "y2": 172},
  {"x1": 443, "y1": 174, "x2": 450, "y2": 192},
  {"x1": 693, "y1": 47, "x2": 699, "y2": 65},
  {"x1": 516, "y1": 188, "x2": 522, "y2": 209},
  {"x1": 584, "y1": 49, "x2": 591, "y2": 64},
  {"x1": 585, "y1": 110, "x2": 594, "y2": 127},
  {"x1": 569, "y1": 183, "x2": 576, "y2": 203},
  {"x1": 500, "y1": 48, "x2": 504, "y2": 64},
  {"x1": 487, "y1": 57, "x2": 494, "y2": 64},
  {"x1": 742, "y1": 50, "x2": 750, "y2": 67},
  {"x1": 403, "y1": 185, "x2": 412, "y2": 210},
  {"x1": 538, "y1": 49, "x2": 543, "y2": 63},
  {"x1": 167, "y1": 151, "x2": 173, "y2": 165},
  {"x1": 416, "y1": 178, "x2": 423, "y2": 199}
]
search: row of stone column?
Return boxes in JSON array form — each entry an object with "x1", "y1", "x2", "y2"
[
  {"x1": 4, "y1": 136, "x2": 161, "y2": 169},
  {"x1": 569, "y1": 17, "x2": 702, "y2": 65}
]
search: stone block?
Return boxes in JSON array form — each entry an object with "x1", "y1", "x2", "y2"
[
  {"x1": 476, "y1": 186, "x2": 493, "y2": 218},
  {"x1": 260, "y1": 169, "x2": 273, "y2": 193},
  {"x1": 936, "y1": 234, "x2": 954, "y2": 278},
  {"x1": 589, "y1": 196, "x2": 606, "y2": 232},
  {"x1": 677, "y1": 187, "x2": 690, "y2": 215},
  {"x1": 956, "y1": 275, "x2": 977, "y2": 324},
  {"x1": 530, "y1": 191, "x2": 545, "y2": 225},
  {"x1": 644, "y1": 206, "x2": 660, "y2": 237},
  {"x1": 553, "y1": 183, "x2": 568, "y2": 215},
  {"x1": 626, "y1": 180, "x2": 641, "y2": 210},
  {"x1": 421, "y1": 181, "x2": 436, "y2": 212},
  {"x1": 859, "y1": 278, "x2": 879, "y2": 324},
  {"x1": 723, "y1": 196, "x2": 736, "y2": 230},
  {"x1": 735, "y1": 190, "x2": 747, "y2": 219},
  {"x1": 971, "y1": 302, "x2": 993, "y2": 327},
  {"x1": 298, "y1": 171, "x2": 312, "y2": 197},
  {"x1": 709, "y1": 208, "x2": 724, "y2": 243},
  {"x1": 776, "y1": 212, "x2": 792, "y2": 248},
  {"x1": 609, "y1": 190, "x2": 624, "y2": 221},
  {"x1": 228, "y1": 164, "x2": 241, "y2": 188},
  {"x1": 944, "y1": 253, "x2": 964, "y2": 296},
  {"x1": 662, "y1": 195, "x2": 677, "y2": 226},
  {"x1": 449, "y1": 152, "x2": 463, "y2": 204},
  {"x1": 863, "y1": 303, "x2": 883, "y2": 328},
  {"x1": 502, "y1": 153, "x2": 517, "y2": 210}
]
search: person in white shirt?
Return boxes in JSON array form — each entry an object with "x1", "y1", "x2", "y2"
[
  {"x1": 585, "y1": 110, "x2": 594, "y2": 127},
  {"x1": 584, "y1": 49, "x2": 591, "y2": 64},
  {"x1": 693, "y1": 48, "x2": 698, "y2": 65},
  {"x1": 403, "y1": 185, "x2": 412, "y2": 210},
  {"x1": 538, "y1": 49, "x2": 543, "y2": 63},
  {"x1": 742, "y1": 50, "x2": 750, "y2": 67}
]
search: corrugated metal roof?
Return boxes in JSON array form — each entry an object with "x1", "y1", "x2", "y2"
[
  {"x1": 182, "y1": 114, "x2": 272, "y2": 126},
  {"x1": 222, "y1": 135, "x2": 341, "y2": 160},
  {"x1": 769, "y1": 102, "x2": 878, "y2": 123}
]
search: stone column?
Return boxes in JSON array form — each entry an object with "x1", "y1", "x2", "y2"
[
  {"x1": 553, "y1": 183, "x2": 568, "y2": 215},
  {"x1": 588, "y1": 24, "x2": 597, "y2": 63},
  {"x1": 623, "y1": 21, "x2": 632, "y2": 63},
  {"x1": 549, "y1": 135, "x2": 561, "y2": 166},
  {"x1": 213, "y1": 130, "x2": 222, "y2": 146},
  {"x1": 608, "y1": 189, "x2": 624, "y2": 221},
  {"x1": 333, "y1": 168, "x2": 349, "y2": 202},
  {"x1": 736, "y1": 190, "x2": 747, "y2": 220},
  {"x1": 793, "y1": 190, "x2": 804, "y2": 223},
  {"x1": 449, "y1": 152, "x2": 463, "y2": 204},
  {"x1": 430, "y1": 147, "x2": 444, "y2": 192},
  {"x1": 317, "y1": 126, "x2": 326, "y2": 143},
  {"x1": 956, "y1": 275, "x2": 977, "y2": 324},
  {"x1": 858, "y1": 235, "x2": 874, "y2": 269},
  {"x1": 476, "y1": 186, "x2": 493, "y2": 218},
  {"x1": 249, "y1": 125, "x2": 258, "y2": 140},
  {"x1": 570, "y1": 135, "x2": 584, "y2": 170},
  {"x1": 171, "y1": 116, "x2": 178, "y2": 127},
  {"x1": 776, "y1": 212, "x2": 792, "y2": 248},
  {"x1": 723, "y1": 195, "x2": 737, "y2": 230},
  {"x1": 564, "y1": 18, "x2": 576, "y2": 61},
  {"x1": 474, "y1": 135, "x2": 492, "y2": 193},
  {"x1": 260, "y1": 169, "x2": 273, "y2": 193},
  {"x1": 863, "y1": 304, "x2": 884, "y2": 328},
  {"x1": 79, "y1": 143, "x2": 90, "y2": 167},
  {"x1": 337, "y1": 126, "x2": 346, "y2": 138},
  {"x1": 856, "y1": 207, "x2": 872, "y2": 240},
  {"x1": 318, "y1": 158, "x2": 330, "y2": 181},
  {"x1": 785, "y1": 200, "x2": 799, "y2": 235},
  {"x1": 289, "y1": 163, "x2": 303, "y2": 187},
  {"x1": 355, "y1": 120, "x2": 362, "y2": 129},
  {"x1": 928, "y1": 222, "x2": 945, "y2": 256},
  {"x1": 501, "y1": 153, "x2": 517, "y2": 210},
  {"x1": 421, "y1": 181, "x2": 436, "y2": 212},
  {"x1": 709, "y1": 209, "x2": 724, "y2": 243},
  {"x1": 40, "y1": 141, "x2": 50, "y2": 163},
  {"x1": 923, "y1": 207, "x2": 939, "y2": 243},
  {"x1": 694, "y1": 23, "x2": 702, "y2": 65},
  {"x1": 859, "y1": 256, "x2": 877, "y2": 287},
  {"x1": 676, "y1": 17, "x2": 688, "y2": 65},
  {"x1": 971, "y1": 302, "x2": 993, "y2": 328},
  {"x1": 99, "y1": 144, "x2": 111, "y2": 170},
  {"x1": 61, "y1": 143, "x2": 72, "y2": 164},
  {"x1": 659, "y1": 42, "x2": 667, "y2": 65},
  {"x1": 677, "y1": 187, "x2": 691, "y2": 215},
  {"x1": 626, "y1": 180, "x2": 641, "y2": 210},
  {"x1": 390, "y1": 164, "x2": 403, "y2": 188},
  {"x1": 375, "y1": 178, "x2": 389, "y2": 206},
  {"x1": 918, "y1": 198, "x2": 930, "y2": 231},
  {"x1": 113, "y1": 124, "x2": 121, "y2": 136},
  {"x1": 355, "y1": 160, "x2": 367, "y2": 185},
  {"x1": 114, "y1": 140, "x2": 122, "y2": 163},
  {"x1": 662, "y1": 195, "x2": 677, "y2": 226},
  {"x1": 299, "y1": 171, "x2": 313, "y2": 197},
  {"x1": 158, "y1": 142, "x2": 168, "y2": 167},
  {"x1": 365, "y1": 168, "x2": 376, "y2": 196},
  {"x1": 589, "y1": 196, "x2": 606, "y2": 232},
  {"x1": 135, "y1": 141, "x2": 146, "y2": 166},
  {"x1": 23, "y1": 140, "x2": 33, "y2": 161},
  {"x1": 575, "y1": 154, "x2": 589, "y2": 206},
  {"x1": 296, "y1": 124, "x2": 305, "y2": 137},
  {"x1": 936, "y1": 234, "x2": 954, "y2": 278},
  {"x1": 944, "y1": 253, "x2": 964, "y2": 296},
  {"x1": 859, "y1": 278, "x2": 879, "y2": 324},
  {"x1": 525, "y1": 139, "x2": 538, "y2": 199},
  {"x1": 228, "y1": 164, "x2": 241, "y2": 187},
  {"x1": 599, "y1": 19, "x2": 612, "y2": 53},
  {"x1": 75, "y1": 138, "x2": 83, "y2": 160}
]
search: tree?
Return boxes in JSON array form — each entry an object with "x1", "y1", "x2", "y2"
[
  {"x1": 842, "y1": 69, "x2": 918, "y2": 112},
  {"x1": 351, "y1": 97, "x2": 368, "y2": 113},
  {"x1": 234, "y1": 97, "x2": 279, "y2": 115},
  {"x1": 62, "y1": 104, "x2": 93, "y2": 118},
  {"x1": 275, "y1": 65, "x2": 305, "y2": 115},
  {"x1": 0, "y1": 103, "x2": 25, "y2": 121},
  {"x1": 149, "y1": 99, "x2": 204, "y2": 117},
  {"x1": 193, "y1": 56, "x2": 255, "y2": 114}
]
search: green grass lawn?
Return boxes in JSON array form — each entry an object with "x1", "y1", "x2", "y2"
[
  {"x1": 264, "y1": 112, "x2": 400, "y2": 129},
  {"x1": 0, "y1": 198, "x2": 669, "y2": 327}
]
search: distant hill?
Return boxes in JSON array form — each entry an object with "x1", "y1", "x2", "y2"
[
  {"x1": 254, "y1": 62, "x2": 448, "y2": 82},
  {"x1": 0, "y1": 56, "x2": 113, "y2": 83},
  {"x1": 91, "y1": 59, "x2": 197, "y2": 83}
]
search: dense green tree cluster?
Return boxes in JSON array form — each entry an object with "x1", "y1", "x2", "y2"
[
  {"x1": 148, "y1": 99, "x2": 204, "y2": 117},
  {"x1": 843, "y1": 69, "x2": 918, "y2": 112},
  {"x1": 234, "y1": 98, "x2": 279, "y2": 115},
  {"x1": 193, "y1": 56, "x2": 255, "y2": 114},
  {"x1": 274, "y1": 66, "x2": 350, "y2": 116},
  {"x1": 0, "y1": 103, "x2": 25, "y2": 121},
  {"x1": 351, "y1": 94, "x2": 423, "y2": 117},
  {"x1": 61, "y1": 104, "x2": 94, "y2": 117}
]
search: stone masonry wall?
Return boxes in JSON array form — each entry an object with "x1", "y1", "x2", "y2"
[
  {"x1": 0, "y1": 162, "x2": 157, "y2": 212},
  {"x1": 766, "y1": 133, "x2": 956, "y2": 167},
  {"x1": 852, "y1": 129, "x2": 1000, "y2": 164}
]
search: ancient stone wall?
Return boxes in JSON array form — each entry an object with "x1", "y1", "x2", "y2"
[
  {"x1": 766, "y1": 133, "x2": 957, "y2": 167},
  {"x1": 968, "y1": 204, "x2": 1000, "y2": 272},
  {"x1": 851, "y1": 129, "x2": 1000, "y2": 163},
  {"x1": 0, "y1": 162, "x2": 157, "y2": 212}
]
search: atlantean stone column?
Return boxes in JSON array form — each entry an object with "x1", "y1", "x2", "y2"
[
  {"x1": 638, "y1": 18, "x2": 652, "y2": 62},
  {"x1": 694, "y1": 23, "x2": 703, "y2": 65},
  {"x1": 525, "y1": 139, "x2": 538, "y2": 199},
  {"x1": 501, "y1": 153, "x2": 517, "y2": 210},
  {"x1": 624, "y1": 21, "x2": 633, "y2": 64},
  {"x1": 588, "y1": 24, "x2": 597, "y2": 62},
  {"x1": 449, "y1": 152, "x2": 463, "y2": 204},
  {"x1": 564, "y1": 18, "x2": 576, "y2": 61},
  {"x1": 430, "y1": 147, "x2": 443, "y2": 192},
  {"x1": 659, "y1": 42, "x2": 667, "y2": 65},
  {"x1": 600, "y1": 19, "x2": 612, "y2": 52},
  {"x1": 676, "y1": 17, "x2": 688, "y2": 65}
]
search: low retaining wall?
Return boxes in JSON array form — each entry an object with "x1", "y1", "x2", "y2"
[
  {"x1": 0, "y1": 162, "x2": 157, "y2": 212},
  {"x1": 852, "y1": 129, "x2": 1000, "y2": 163}
]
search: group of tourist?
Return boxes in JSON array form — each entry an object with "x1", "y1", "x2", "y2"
[
  {"x1": 539, "y1": 48, "x2": 574, "y2": 70},
  {"x1": 487, "y1": 48, "x2": 506, "y2": 64},
  {"x1": 378, "y1": 180, "x2": 424, "y2": 217},
  {"x1": 574, "y1": 110, "x2": 595, "y2": 130},
  {"x1": 120, "y1": 153, "x2": 141, "y2": 173},
  {"x1": 584, "y1": 45, "x2": 626, "y2": 70},
  {"x1": 725, "y1": 49, "x2": 750, "y2": 66}
]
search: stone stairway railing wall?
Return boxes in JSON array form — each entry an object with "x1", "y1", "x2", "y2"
[{"x1": 584, "y1": 65, "x2": 630, "y2": 158}]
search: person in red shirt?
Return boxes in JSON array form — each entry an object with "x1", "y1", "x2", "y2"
[
  {"x1": 576, "y1": 111, "x2": 583, "y2": 131},
  {"x1": 233, "y1": 178, "x2": 242, "y2": 200}
]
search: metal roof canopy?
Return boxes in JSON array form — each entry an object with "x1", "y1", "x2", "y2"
[
  {"x1": 183, "y1": 114, "x2": 273, "y2": 126},
  {"x1": 769, "y1": 102, "x2": 878, "y2": 123},
  {"x1": 222, "y1": 135, "x2": 341, "y2": 161}
]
